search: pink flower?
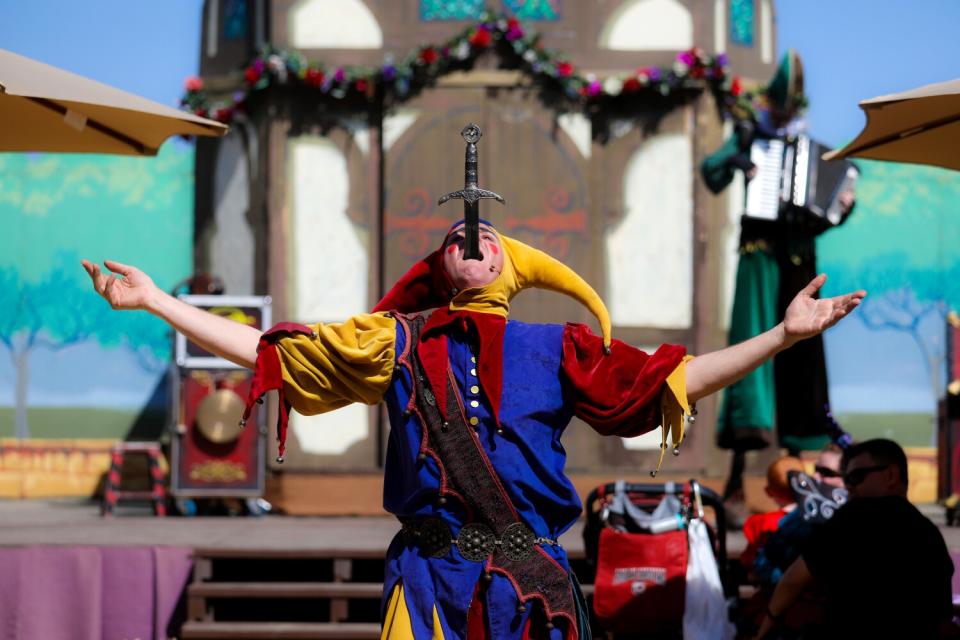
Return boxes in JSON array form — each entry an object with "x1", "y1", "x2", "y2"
[
  {"x1": 505, "y1": 17, "x2": 523, "y2": 41},
  {"x1": 184, "y1": 76, "x2": 204, "y2": 92},
  {"x1": 675, "y1": 51, "x2": 695, "y2": 66}
]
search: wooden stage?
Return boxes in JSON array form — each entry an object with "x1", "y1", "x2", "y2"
[{"x1": 0, "y1": 499, "x2": 952, "y2": 639}]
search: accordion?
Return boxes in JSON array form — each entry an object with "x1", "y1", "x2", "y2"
[{"x1": 744, "y1": 134, "x2": 859, "y2": 230}]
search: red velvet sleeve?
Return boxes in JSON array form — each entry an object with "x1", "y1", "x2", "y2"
[
  {"x1": 241, "y1": 322, "x2": 315, "y2": 461},
  {"x1": 561, "y1": 322, "x2": 686, "y2": 437}
]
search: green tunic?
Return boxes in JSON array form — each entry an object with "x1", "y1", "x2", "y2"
[{"x1": 702, "y1": 132, "x2": 831, "y2": 452}]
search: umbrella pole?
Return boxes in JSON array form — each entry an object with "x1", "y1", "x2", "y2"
[{"x1": 25, "y1": 97, "x2": 152, "y2": 155}]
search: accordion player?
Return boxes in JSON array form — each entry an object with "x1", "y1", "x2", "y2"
[{"x1": 744, "y1": 134, "x2": 859, "y2": 232}]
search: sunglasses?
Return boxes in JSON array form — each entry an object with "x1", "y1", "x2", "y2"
[
  {"x1": 843, "y1": 464, "x2": 889, "y2": 487},
  {"x1": 814, "y1": 465, "x2": 842, "y2": 479}
]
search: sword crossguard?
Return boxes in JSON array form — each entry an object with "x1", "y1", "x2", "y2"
[
  {"x1": 437, "y1": 123, "x2": 506, "y2": 207},
  {"x1": 437, "y1": 188, "x2": 505, "y2": 206}
]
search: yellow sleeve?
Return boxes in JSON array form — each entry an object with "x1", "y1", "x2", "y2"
[
  {"x1": 275, "y1": 312, "x2": 397, "y2": 416},
  {"x1": 654, "y1": 355, "x2": 695, "y2": 476}
]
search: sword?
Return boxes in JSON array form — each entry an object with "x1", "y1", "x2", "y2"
[{"x1": 438, "y1": 123, "x2": 505, "y2": 260}]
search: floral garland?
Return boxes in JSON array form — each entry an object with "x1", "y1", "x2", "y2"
[{"x1": 180, "y1": 11, "x2": 746, "y2": 125}]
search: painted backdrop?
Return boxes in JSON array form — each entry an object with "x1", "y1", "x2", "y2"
[
  {"x1": 818, "y1": 160, "x2": 960, "y2": 500},
  {"x1": 0, "y1": 144, "x2": 193, "y2": 496}
]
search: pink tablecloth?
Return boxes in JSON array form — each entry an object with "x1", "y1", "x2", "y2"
[{"x1": 0, "y1": 546, "x2": 193, "y2": 640}]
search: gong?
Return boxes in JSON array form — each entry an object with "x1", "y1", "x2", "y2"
[{"x1": 195, "y1": 388, "x2": 245, "y2": 444}]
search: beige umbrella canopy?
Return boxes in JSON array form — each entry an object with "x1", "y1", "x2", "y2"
[
  {"x1": 824, "y1": 77, "x2": 960, "y2": 171},
  {"x1": 0, "y1": 48, "x2": 227, "y2": 156}
]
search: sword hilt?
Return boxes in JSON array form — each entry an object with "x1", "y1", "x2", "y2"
[{"x1": 437, "y1": 124, "x2": 504, "y2": 260}]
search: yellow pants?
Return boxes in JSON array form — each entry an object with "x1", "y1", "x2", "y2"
[{"x1": 381, "y1": 583, "x2": 445, "y2": 640}]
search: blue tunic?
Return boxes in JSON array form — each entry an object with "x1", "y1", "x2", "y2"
[{"x1": 382, "y1": 319, "x2": 576, "y2": 639}]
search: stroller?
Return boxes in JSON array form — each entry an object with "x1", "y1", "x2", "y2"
[{"x1": 582, "y1": 480, "x2": 732, "y2": 639}]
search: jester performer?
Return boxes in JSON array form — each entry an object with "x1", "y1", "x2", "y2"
[
  {"x1": 83, "y1": 124, "x2": 864, "y2": 639},
  {"x1": 701, "y1": 50, "x2": 856, "y2": 514}
]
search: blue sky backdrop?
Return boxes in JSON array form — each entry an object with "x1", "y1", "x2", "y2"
[{"x1": 3, "y1": 0, "x2": 959, "y2": 137}]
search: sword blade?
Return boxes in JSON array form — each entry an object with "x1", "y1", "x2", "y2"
[{"x1": 463, "y1": 200, "x2": 480, "y2": 260}]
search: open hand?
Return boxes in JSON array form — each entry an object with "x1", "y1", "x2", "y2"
[
  {"x1": 81, "y1": 259, "x2": 156, "y2": 311},
  {"x1": 783, "y1": 274, "x2": 866, "y2": 345}
]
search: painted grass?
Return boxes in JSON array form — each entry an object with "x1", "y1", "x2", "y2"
[{"x1": 0, "y1": 408, "x2": 168, "y2": 440}]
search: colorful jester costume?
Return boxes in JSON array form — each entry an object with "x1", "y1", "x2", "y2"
[{"x1": 242, "y1": 222, "x2": 693, "y2": 639}]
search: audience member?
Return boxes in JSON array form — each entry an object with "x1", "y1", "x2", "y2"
[
  {"x1": 757, "y1": 439, "x2": 954, "y2": 639},
  {"x1": 812, "y1": 443, "x2": 844, "y2": 488},
  {"x1": 740, "y1": 456, "x2": 806, "y2": 571}
]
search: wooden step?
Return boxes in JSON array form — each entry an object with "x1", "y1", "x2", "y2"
[
  {"x1": 189, "y1": 581, "x2": 384, "y2": 599},
  {"x1": 181, "y1": 621, "x2": 381, "y2": 639}
]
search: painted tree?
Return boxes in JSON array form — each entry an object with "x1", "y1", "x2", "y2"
[
  {"x1": 0, "y1": 254, "x2": 170, "y2": 439},
  {"x1": 817, "y1": 158, "x2": 960, "y2": 405},
  {"x1": 825, "y1": 254, "x2": 955, "y2": 400}
]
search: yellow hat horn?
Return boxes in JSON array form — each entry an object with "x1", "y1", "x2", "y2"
[{"x1": 499, "y1": 234, "x2": 612, "y2": 350}]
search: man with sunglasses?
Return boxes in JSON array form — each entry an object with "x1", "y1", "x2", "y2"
[{"x1": 757, "y1": 439, "x2": 953, "y2": 639}]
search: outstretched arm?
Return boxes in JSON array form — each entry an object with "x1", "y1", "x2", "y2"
[
  {"x1": 82, "y1": 259, "x2": 260, "y2": 369},
  {"x1": 685, "y1": 274, "x2": 865, "y2": 403}
]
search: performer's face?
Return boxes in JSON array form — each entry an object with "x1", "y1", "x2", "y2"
[{"x1": 442, "y1": 224, "x2": 505, "y2": 291}]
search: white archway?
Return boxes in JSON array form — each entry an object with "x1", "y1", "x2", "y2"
[
  {"x1": 599, "y1": 0, "x2": 693, "y2": 51},
  {"x1": 289, "y1": 0, "x2": 383, "y2": 49},
  {"x1": 605, "y1": 132, "x2": 693, "y2": 329},
  {"x1": 287, "y1": 137, "x2": 370, "y2": 454}
]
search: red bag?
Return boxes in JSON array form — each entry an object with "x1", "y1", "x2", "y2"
[{"x1": 592, "y1": 527, "x2": 688, "y2": 633}]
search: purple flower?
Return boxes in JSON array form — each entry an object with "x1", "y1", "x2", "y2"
[
  {"x1": 334, "y1": 68, "x2": 345, "y2": 83},
  {"x1": 252, "y1": 59, "x2": 265, "y2": 73},
  {"x1": 649, "y1": 67, "x2": 661, "y2": 82},
  {"x1": 587, "y1": 80, "x2": 602, "y2": 96},
  {"x1": 716, "y1": 53, "x2": 729, "y2": 67},
  {"x1": 506, "y1": 26, "x2": 524, "y2": 41},
  {"x1": 382, "y1": 64, "x2": 397, "y2": 81},
  {"x1": 676, "y1": 51, "x2": 695, "y2": 66},
  {"x1": 232, "y1": 91, "x2": 246, "y2": 103}
]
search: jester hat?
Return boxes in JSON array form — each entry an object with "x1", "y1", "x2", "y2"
[{"x1": 373, "y1": 220, "x2": 611, "y2": 349}]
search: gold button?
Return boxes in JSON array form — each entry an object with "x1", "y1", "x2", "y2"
[
  {"x1": 470, "y1": 385, "x2": 479, "y2": 394},
  {"x1": 470, "y1": 400, "x2": 479, "y2": 408},
  {"x1": 471, "y1": 356, "x2": 476, "y2": 363},
  {"x1": 469, "y1": 417, "x2": 479, "y2": 426},
  {"x1": 470, "y1": 368, "x2": 476, "y2": 376}
]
